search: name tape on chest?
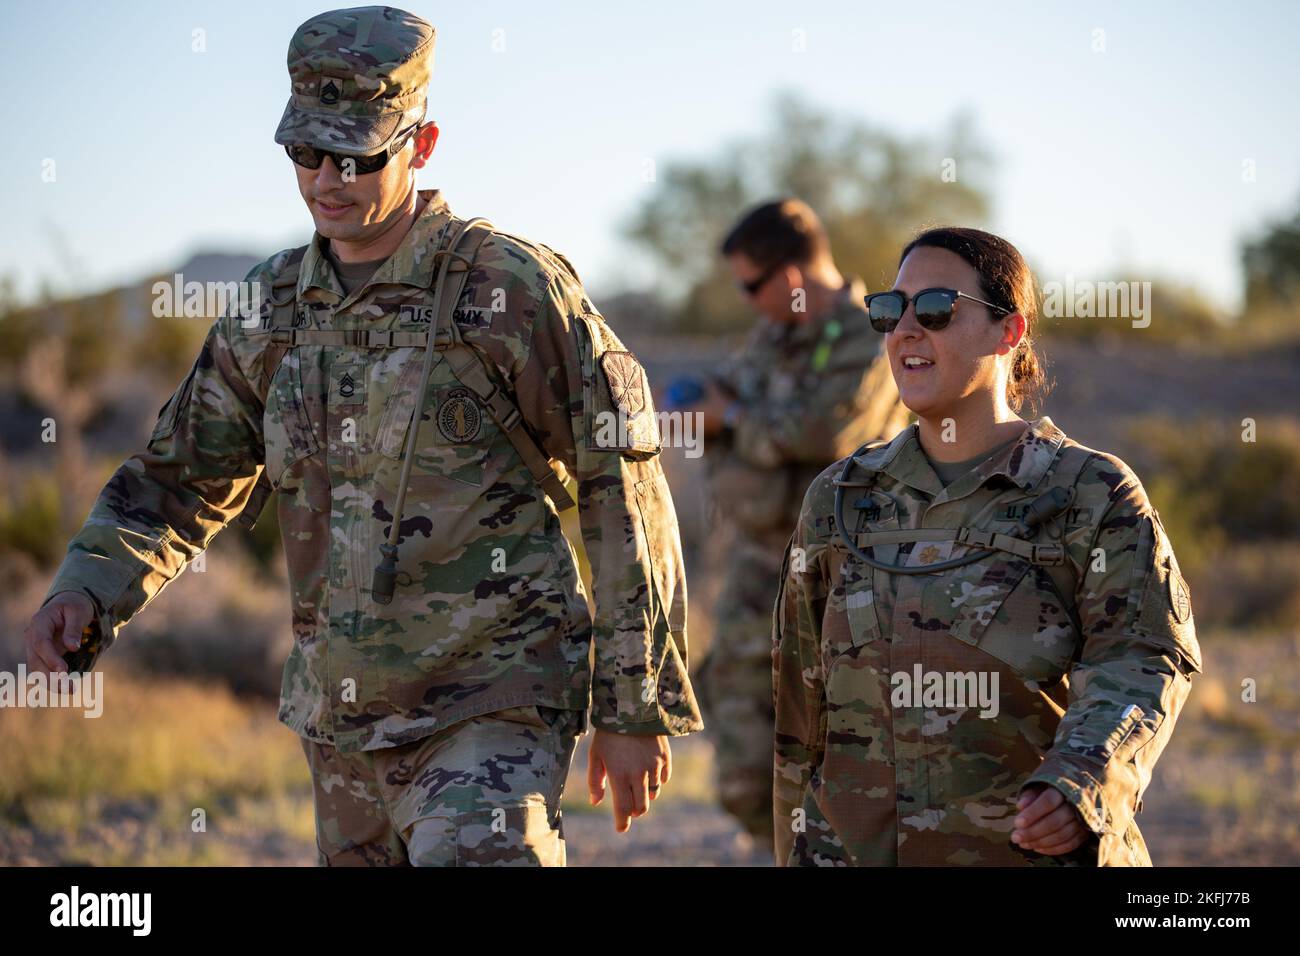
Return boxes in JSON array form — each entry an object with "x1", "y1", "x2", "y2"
[
  {"x1": 397, "y1": 302, "x2": 494, "y2": 329},
  {"x1": 398, "y1": 304, "x2": 436, "y2": 324}
]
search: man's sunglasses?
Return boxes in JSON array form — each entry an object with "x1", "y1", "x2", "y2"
[
  {"x1": 864, "y1": 287, "x2": 1012, "y2": 333},
  {"x1": 284, "y1": 123, "x2": 420, "y2": 175},
  {"x1": 738, "y1": 260, "x2": 785, "y2": 297}
]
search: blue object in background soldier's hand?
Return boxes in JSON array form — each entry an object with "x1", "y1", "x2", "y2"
[{"x1": 664, "y1": 376, "x2": 706, "y2": 410}]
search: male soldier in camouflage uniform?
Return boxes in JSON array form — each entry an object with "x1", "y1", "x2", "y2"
[
  {"x1": 24, "y1": 6, "x2": 701, "y2": 866},
  {"x1": 684, "y1": 199, "x2": 909, "y2": 846}
]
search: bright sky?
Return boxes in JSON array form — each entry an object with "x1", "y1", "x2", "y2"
[{"x1": 3, "y1": 0, "x2": 1298, "y2": 310}]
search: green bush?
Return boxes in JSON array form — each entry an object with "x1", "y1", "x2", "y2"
[
  {"x1": 0, "y1": 473, "x2": 62, "y2": 566},
  {"x1": 1132, "y1": 416, "x2": 1300, "y2": 544},
  {"x1": 1128, "y1": 416, "x2": 1300, "y2": 629}
]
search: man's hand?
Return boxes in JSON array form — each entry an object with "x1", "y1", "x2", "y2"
[
  {"x1": 1012, "y1": 783, "x2": 1091, "y2": 855},
  {"x1": 687, "y1": 381, "x2": 732, "y2": 438},
  {"x1": 24, "y1": 591, "x2": 96, "y2": 676},
  {"x1": 587, "y1": 730, "x2": 672, "y2": 833}
]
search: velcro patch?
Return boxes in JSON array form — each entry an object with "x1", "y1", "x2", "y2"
[
  {"x1": 437, "y1": 387, "x2": 482, "y2": 443},
  {"x1": 601, "y1": 352, "x2": 647, "y2": 415},
  {"x1": 452, "y1": 304, "x2": 493, "y2": 329},
  {"x1": 330, "y1": 363, "x2": 366, "y2": 406},
  {"x1": 905, "y1": 540, "x2": 954, "y2": 568},
  {"x1": 1169, "y1": 563, "x2": 1192, "y2": 623},
  {"x1": 399, "y1": 304, "x2": 436, "y2": 324}
]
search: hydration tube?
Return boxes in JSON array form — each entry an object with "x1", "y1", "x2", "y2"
[
  {"x1": 371, "y1": 217, "x2": 491, "y2": 605},
  {"x1": 831, "y1": 449, "x2": 1074, "y2": 575}
]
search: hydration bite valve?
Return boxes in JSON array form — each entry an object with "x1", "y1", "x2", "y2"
[
  {"x1": 372, "y1": 543, "x2": 399, "y2": 605},
  {"x1": 1022, "y1": 487, "x2": 1074, "y2": 531}
]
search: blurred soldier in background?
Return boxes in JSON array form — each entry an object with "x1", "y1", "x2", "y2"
[{"x1": 675, "y1": 198, "x2": 910, "y2": 847}]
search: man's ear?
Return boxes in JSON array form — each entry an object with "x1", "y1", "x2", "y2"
[
  {"x1": 410, "y1": 121, "x2": 439, "y2": 170},
  {"x1": 784, "y1": 263, "x2": 805, "y2": 297}
]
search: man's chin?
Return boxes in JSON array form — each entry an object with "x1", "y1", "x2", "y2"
[{"x1": 311, "y1": 216, "x2": 361, "y2": 240}]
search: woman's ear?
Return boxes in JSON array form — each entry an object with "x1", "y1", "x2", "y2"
[
  {"x1": 997, "y1": 311, "x2": 1027, "y2": 354},
  {"x1": 410, "y1": 121, "x2": 439, "y2": 169}
]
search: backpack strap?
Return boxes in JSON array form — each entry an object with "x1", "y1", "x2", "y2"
[
  {"x1": 1034, "y1": 444, "x2": 1097, "y2": 635},
  {"x1": 850, "y1": 526, "x2": 1067, "y2": 567},
  {"x1": 257, "y1": 328, "x2": 441, "y2": 348},
  {"x1": 435, "y1": 221, "x2": 576, "y2": 511},
  {"x1": 236, "y1": 219, "x2": 579, "y2": 530},
  {"x1": 254, "y1": 247, "x2": 308, "y2": 393},
  {"x1": 235, "y1": 246, "x2": 306, "y2": 531},
  {"x1": 444, "y1": 344, "x2": 576, "y2": 510},
  {"x1": 844, "y1": 441, "x2": 1096, "y2": 633}
]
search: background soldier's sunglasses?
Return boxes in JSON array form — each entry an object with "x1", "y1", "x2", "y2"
[
  {"x1": 738, "y1": 260, "x2": 786, "y2": 297},
  {"x1": 865, "y1": 287, "x2": 1012, "y2": 333},
  {"x1": 284, "y1": 123, "x2": 420, "y2": 175}
]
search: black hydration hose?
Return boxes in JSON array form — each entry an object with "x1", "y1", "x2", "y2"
[
  {"x1": 371, "y1": 218, "x2": 491, "y2": 605},
  {"x1": 831, "y1": 452, "x2": 1074, "y2": 575}
]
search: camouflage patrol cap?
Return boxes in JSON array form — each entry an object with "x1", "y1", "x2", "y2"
[{"x1": 274, "y1": 6, "x2": 434, "y2": 155}]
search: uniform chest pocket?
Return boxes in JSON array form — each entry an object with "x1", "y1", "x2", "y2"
[
  {"x1": 841, "y1": 558, "x2": 882, "y2": 650},
  {"x1": 263, "y1": 353, "x2": 329, "y2": 510},
  {"x1": 822, "y1": 551, "x2": 883, "y2": 672},
  {"x1": 263, "y1": 354, "x2": 317, "y2": 474},
  {"x1": 943, "y1": 553, "x2": 1079, "y2": 687},
  {"x1": 375, "y1": 348, "x2": 496, "y2": 491},
  {"x1": 832, "y1": 494, "x2": 899, "y2": 656}
]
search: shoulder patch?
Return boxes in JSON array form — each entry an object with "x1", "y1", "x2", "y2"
[
  {"x1": 601, "y1": 351, "x2": 647, "y2": 415},
  {"x1": 1169, "y1": 563, "x2": 1192, "y2": 624},
  {"x1": 580, "y1": 315, "x2": 661, "y2": 458}
]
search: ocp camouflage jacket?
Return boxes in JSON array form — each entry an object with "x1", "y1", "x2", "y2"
[
  {"x1": 44, "y1": 190, "x2": 702, "y2": 752},
  {"x1": 773, "y1": 417, "x2": 1201, "y2": 865}
]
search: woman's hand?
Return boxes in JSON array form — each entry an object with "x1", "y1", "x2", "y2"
[{"x1": 1012, "y1": 783, "x2": 1091, "y2": 855}]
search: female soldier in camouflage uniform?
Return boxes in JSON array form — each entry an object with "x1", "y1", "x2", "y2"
[{"x1": 772, "y1": 227, "x2": 1202, "y2": 866}]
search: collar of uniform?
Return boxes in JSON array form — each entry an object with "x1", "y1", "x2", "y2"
[
  {"x1": 853, "y1": 424, "x2": 943, "y2": 497},
  {"x1": 933, "y1": 416, "x2": 1067, "y2": 505},
  {"x1": 300, "y1": 232, "x2": 347, "y2": 301},
  {"x1": 298, "y1": 188, "x2": 456, "y2": 300},
  {"x1": 370, "y1": 188, "x2": 456, "y2": 288},
  {"x1": 854, "y1": 416, "x2": 1067, "y2": 499}
]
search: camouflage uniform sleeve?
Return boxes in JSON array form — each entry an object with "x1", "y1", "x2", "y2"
[
  {"x1": 729, "y1": 325, "x2": 890, "y2": 467},
  {"x1": 40, "y1": 307, "x2": 267, "y2": 650},
  {"x1": 511, "y1": 265, "x2": 702, "y2": 736},
  {"x1": 772, "y1": 494, "x2": 828, "y2": 864},
  {"x1": 1021, "y1": 466, "x2": 1202, "y2": 845}
]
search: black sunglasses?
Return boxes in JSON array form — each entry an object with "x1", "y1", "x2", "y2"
[
  {"x1": 864, "y1": 287, "x2": 1012, "y2": 333},
  {"x1": 738, "y1": 260, "x2": 786, "y2": 297},
  {"x1": 284, "y1": 123, "x2": 421, "y2": 175}
]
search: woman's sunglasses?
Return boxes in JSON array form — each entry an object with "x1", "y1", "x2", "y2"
[
  {"x1": 284, "y1": 123, "x2": 420, "y2": 175},
  {"x1": 864, "y1": 287, "x2": 1012, "y2": 333}
]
